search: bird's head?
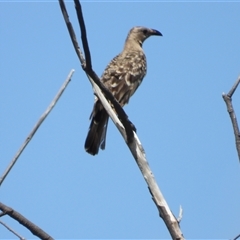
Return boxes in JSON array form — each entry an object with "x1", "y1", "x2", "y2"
[{"x1": 126, "y1": 26, "x2": 162, "y2": 47}]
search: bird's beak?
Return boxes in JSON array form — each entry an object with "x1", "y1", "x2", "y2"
[{"x1": 150, "y1": 29, "x2": 163, "y2": 36}]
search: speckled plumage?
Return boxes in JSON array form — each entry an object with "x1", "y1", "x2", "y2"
[
  {"x1": 85, "y1": 26, "x2": 162, "y2": 155},
  {"x1": 102, "y1": 51, "x2": 147, "y2": 106}
]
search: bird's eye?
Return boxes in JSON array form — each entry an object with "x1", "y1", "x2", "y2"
[{"x1": 143, "y1": 29, "x2": 148, "y2": 35}]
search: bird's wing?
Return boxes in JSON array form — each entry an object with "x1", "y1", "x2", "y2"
[{"x1": 101, "y1": 51, "x2": 147, "y2": 106}]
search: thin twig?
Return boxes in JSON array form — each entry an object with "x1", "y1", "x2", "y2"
[
  {"x1": 59, "y1": 0, "x2": 85, "y2": 65},
  {"x1": 59, "y1": 1, "x2": 184, "y2": 239},
  {"x1": 0, "y1": 202, "x2": 53, "y2": 240},
  {"x1": 0, "y1": 220, "x2": 25, "y2": 240},
  {"x1": 0, "y1": 211, "x2": 6, "y2": 217},
  {"x1": 177, "y1": 205, "x2": 183, "y2": 223},
  {"x1": 222, "y1": 76, "x2": 240, "y2": 161},
  {"x1": 0, "y1": 69, "x2": 74, "y2": 186},
  {"x1": 228, "y1": 77, "x2": 240, "y2": 97},
  {"x1": 74, "y1": 0, "x2": 92, "y2": 70}
]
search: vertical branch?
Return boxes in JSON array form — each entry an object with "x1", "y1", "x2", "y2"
[
  {"x1": 74, "y1": 0, "x2": 92, "y2": 70},
  {"x1": 222, "y1": 76, "x2": 240, "y2": 161},
  {"x1": 59, "y1": 0, "x2": 85, "y2": 65},
  {"x1": 59, "y1": 1, "x2": 184, "y2": 239}
]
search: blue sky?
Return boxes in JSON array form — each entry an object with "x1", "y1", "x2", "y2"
[{"x1": 1, "y1": 1, "x2": 240, "y2": 239}]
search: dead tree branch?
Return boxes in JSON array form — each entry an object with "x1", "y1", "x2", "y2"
[
  {"x1": 0, "y1": 70, "x2": 74, "y2": 186},
  {"x1": 222, "y1": 76, "x2": 240, "y2": 161},
  {"x1": 59, "y1": 1, "x2": 184, "y2": 239},
  {"x1": 59, "y1": 0, "x2": 135, "y2": 142},
  {"x1": 0, "y1": 220, "x2": 25, "y2": 240},
  {"x1": 0, "y1": 202, "x2": 53, "y2": 240},
  {"x1": 91, "y1": 79, "x2": 184, "y2": 239},
  {"x1": 233, "y1": 233, "x2": 240, "y2": 240}
]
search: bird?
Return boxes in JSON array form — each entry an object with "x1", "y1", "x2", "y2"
[{"x1": 85, "y1": 26, "x2": 162, "y2": 155}]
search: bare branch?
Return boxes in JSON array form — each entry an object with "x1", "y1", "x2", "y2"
[
  {"x1": 227, "y1": 76, "x2": 240, "y2": 98},
  {"x1": 91, "y1": 77, "x2": 184, "y2": 239},
  {"x1": 74, "y1": 0, "x2": 92, "y2": 70},
  {"x1": 0, "y1": 202, "x2": 53, "y2": 240},
  {"x1": 233, "y1": 233, "x2": 240, "y2": 240},
  {"x1": 59, "y1": 1, "x2": 184, "y2": 239},
  {"x1": 0, "y1": 69, "x2": 74, "y2": 186},
  {"x1": 59, "y1": 0, "x2": 85, "y2": 65},
  {"x1": 59, "y1": 0, "x2": 135, "y2": 143},
  {"x1": 0, "y1": 211, "x2": 6, "y2": 217},
  {"x1": 222, "y1": 76, "x2": 240, "y2": 161},
  {"x1": 177, "y1": 205, "x2": 183, "y2": 223},
  {"x1": 0, "y1": 220, "x2": 25, "y2": 240},
  {"x1": 73, "y1": 0, "x2": 135, "y2": 141}
]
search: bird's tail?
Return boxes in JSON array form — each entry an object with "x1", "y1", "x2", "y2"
[{"x1": 84, "y1": 102, "x2": 109, "y2": 155}]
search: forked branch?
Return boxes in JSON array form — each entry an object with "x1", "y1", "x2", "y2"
[
  {"x1": 59, "y1": 1, "x2": 184, "y2": 239},
  {"x1": 222, "y1": 76, "x2": 240, "y2": 161},
  {"x1": 0, "y1": 202, "x2": 53, "y2": 240},
  {"x1": 59, "y1": 0, "x2": 135, "y2": 142}
]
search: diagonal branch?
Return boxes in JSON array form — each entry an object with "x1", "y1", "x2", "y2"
[
  {"x1": 58, "y1": 0, "x2": 135, "y2": 142},
  {"x1": 90, "y1": 77, "x2": 184, "y2": 239},
  {"x1": 59, "y1": 0, "x2": 85, "y2": 65},
  {"x1": 222, "y1": 76, "x2": 240, "y2": 161},
  {"x1": 0, "y1": 202, "x2": 53, "y2": 240},
  {"x1": 0, "y1": 220, "x2": 25, "y2": 240},
  {"x1": 233, "y1": 233, "x2": 240, "y2": 240},
  {"x1": 74, "y1": 1, "x2": 136, "y2": 140},
  {"x1": 59, "y1": 1, "x2": 184, "y2": 239},
  {"x1": 0, "y1": 69, "x2": 74, "y2": 186}
]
